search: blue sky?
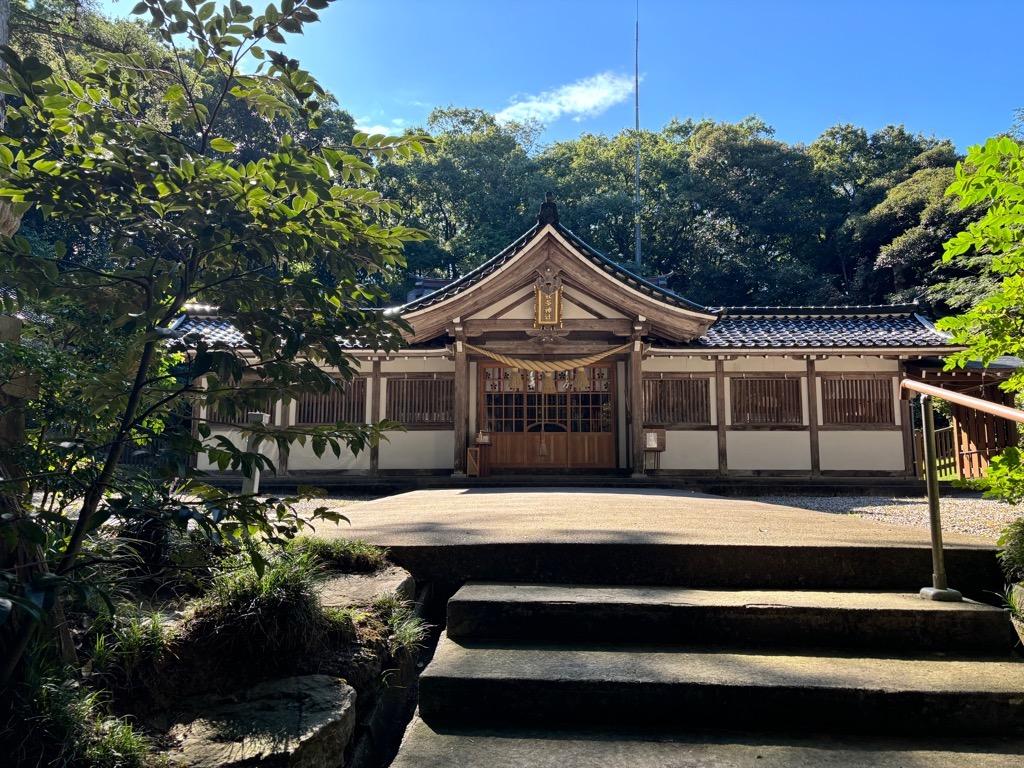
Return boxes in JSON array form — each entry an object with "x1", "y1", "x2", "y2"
[{"x1": 97, "y1": 0, "x2": 1021, "y2": 149}]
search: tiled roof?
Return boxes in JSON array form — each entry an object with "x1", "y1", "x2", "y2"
[
  {"x1": 169, "y1": 308, "x2": 446, "y2": 351},
  {"x1": 172, "y1": 313, "x2": 247, "y2": 348},
  {"x1": 692, "y1": 306, "x2": 951, "y2": 349},
  {"x1": 396, "y1": 222, "x2": 712, "y2": 315}
]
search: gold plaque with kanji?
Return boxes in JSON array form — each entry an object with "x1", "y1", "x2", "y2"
[{"x1": 534, "y1": 266, "x2": 563, "y2": 327}]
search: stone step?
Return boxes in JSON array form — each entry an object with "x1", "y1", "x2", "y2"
[
  {"x1": 385, "y1": 542, "x2": 1002, "y2": 595},
  {"x1": 447, "y1": 583, "x2": 1019, "y2": 654},
  {"x1": 391, "y1": 716, "x2": 1024, "y2": 768},
  {"x1": 418, "y1": 636, "x2": 1024, "y2": 735}
]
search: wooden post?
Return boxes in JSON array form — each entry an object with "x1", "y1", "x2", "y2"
[
  {"x1": 900, "y1": 398, "x2": 914, "y2": 476},
  {"x1": 806, "y1": 357, "x2": 820, "y2": 475},
  {"x1": 715, "y1": 357, "x2": 727, "y2": 475},
  {"x1": 369, "y1": 359, "x2": 381, "y2": 475},
  {"x1": 629, "y1": 333, "x2": 645, "y2": 477},
  {"x1": 452, "y1": 326, "x2": 468, "y2": 476}
]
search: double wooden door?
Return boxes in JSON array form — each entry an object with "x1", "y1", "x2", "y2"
[{"x1": 479, "y1": 364, "x2": 616, "y2": 470}]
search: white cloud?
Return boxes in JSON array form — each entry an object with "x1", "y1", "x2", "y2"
[
  {"x1": 355, "y1": 117, "x2": 408, "y2": 136},
  {"x1": 495, "y1": 72, "x2": 635, "y2": 125}
]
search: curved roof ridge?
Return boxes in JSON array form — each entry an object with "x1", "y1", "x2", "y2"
[
  {"x1": 553, "y1": 224, "x2": 713, "y2": 314},
  {"x1": 395, "y1": 223, "x2": 542, "y2": 314}
]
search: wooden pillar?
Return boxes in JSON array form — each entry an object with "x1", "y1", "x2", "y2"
[
  {"x1": 900, "y1": 398, "x2": 915, "y2": 477},
  {"x1": 452, "y1": 328, "x2": 468, "y2": 476},
  {"x1": 715, "y1": 357, "x2": 727, "y2": 475},
  {"x1": 806, "y1": 357, "x2": 820, "y2": 475},
  {"x1": 629, "y1": 335, "x2": 645, "y2": 477},
  {"x1": 369, "y1": 359, "x2": 381, "y2": 475}
]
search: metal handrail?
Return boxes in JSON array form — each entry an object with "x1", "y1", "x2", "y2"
[{"x1": 900, "y1": 378, "x2": 1024, "y2": 601}]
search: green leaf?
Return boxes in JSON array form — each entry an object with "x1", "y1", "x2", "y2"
[{"x1": 209, "y1": 137, "x2": 237, "y2": 153}]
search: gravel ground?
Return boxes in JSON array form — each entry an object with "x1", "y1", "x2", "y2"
[
  {"x1": 761, "y1": 495, "x2": 1021, "y2": 542},
  {"x1": 294, "y1": 491, "x2": 1021, "y2": 544}
]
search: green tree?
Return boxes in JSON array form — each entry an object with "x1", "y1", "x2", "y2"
[
  {"x1": 378, "y1": 107, "x2": 542, "y2": 287},
  {"x1": 0, "y1": 0, "x2": 426, "y2": 685},
  {"x1": 938, "y1": 136, "x2": 1024, "y2": 503}
]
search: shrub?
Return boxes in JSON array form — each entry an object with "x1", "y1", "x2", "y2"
[
  {"x1": 998, "y1": 517, "x2": 1024, "y2": 583},
  {"x1": 177, "y1": 552, "x2": 326, "y2": 677},
  {"x1": 286, "y1": 536, "x2": 388, "y2": 573}
]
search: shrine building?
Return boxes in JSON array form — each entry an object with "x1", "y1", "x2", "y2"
[{"x1": 181, "y1": 199, "x2": 1017, "y2": 481}]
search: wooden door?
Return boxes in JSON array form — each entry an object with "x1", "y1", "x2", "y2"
[{"x1": 479, "y1": 364, "x2": 616, "y2": 470}]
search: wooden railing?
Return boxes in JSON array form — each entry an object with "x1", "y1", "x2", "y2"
[{"x1": 900, "y1": 378, "x2": 1024, "y2": 601}]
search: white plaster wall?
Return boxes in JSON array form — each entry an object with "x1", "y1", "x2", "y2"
[
  {"x1": 288, "y1": 440, "x2": 369, "y2": 471},
  {"x1": 562, "y1": 286, "x2": 626, "y2": 318},
  {"x1": 196, "y1": 426, "x2": 281, "y2": 472},
  {"x1": 643, "y1": 356, "x2": 716, "y2": 373},
  {"x1": 725, "y1": 356, "x2": 806, "y2": 373},
  {"x1": 379, "y1": 430, "x2": 454, "y2": 470},
  {"x1": 499, "y1": 297, "x2": 537, "y2": 320},
  {"x1": 727, "y1": 431, "x2": 812, "y2": 470},
  {"x1": 467, "y1": 287, "x2": 533, "y2": 319},
  {"x1": 819, "y1": 431, "x2": 906, "y2": 471},
  {"x1": 815, "y1": 356, "x2": 900, "y2": 372},
  {"x1": 561, "y1": 297, "x2": 601, "y2": 319},
  {"x1": 380, "y1": 357, "x2": 454, "y2": 374},
  {"x1": 660, "y1": 431, "x2": 718, "y2": 470}
]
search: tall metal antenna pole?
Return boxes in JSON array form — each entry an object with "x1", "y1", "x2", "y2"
[{"x1": 633, "y1": 0, "x2": 642, "y2": 268}]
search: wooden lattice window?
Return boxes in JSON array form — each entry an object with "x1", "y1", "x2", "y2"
[
  {"x1": 731, "y1": 377, "x2": 803, "y2": 426},
  {"x1": 643, "y1": 378, "x2": 711, "y2": 427},
  {"x1": 821, "y1": 377, "x2": 894, "y2": 425},
  {"x1": 386, "y1": 375, "x2": 454, "y2": 429},
  {"x1": 295, "y1": 378, "x2": 367, "y2": 425}
]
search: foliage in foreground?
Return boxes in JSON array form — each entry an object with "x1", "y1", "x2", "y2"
[
  {"x1": 0, "y1": 0, "x2": 427, "y2": 689},
  {"x1": 937, "y1": 138, "x2": 1024, "y2": 516},
  {"x1": 998, "y1": 518, "x2": 1024, "y2": 584}
]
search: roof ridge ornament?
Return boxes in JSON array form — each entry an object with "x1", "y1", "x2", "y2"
[{"x1": 537, "y1": 192, "x2": 559, "y2": 226}]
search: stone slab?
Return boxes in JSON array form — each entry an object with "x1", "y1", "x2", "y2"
[
  {"x1": 318, "y1": 565, "x2": 414, "y2": 609},
  {"x1": 166, "y1": 675, "x2": 356, "y2": 768},
  {"x1": 391, "y1": 717, "x2": 1024, "y2": 768}
]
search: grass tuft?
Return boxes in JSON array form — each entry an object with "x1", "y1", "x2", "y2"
[
  {"x1": 8, "y1": 677, "x2": 149, "y2": 768},
  {"x1": 179, "y1": 552, "x2": 326, "y2": 675},
  {"x1": 997, "y1": 517, "x2": 1024, "y2": 583},
  {"x1": 371, "y1": 593, "x2": 429, "y2": 656},
  {"x1": 286, "y1": 536, "x2": 388, "y2": 573}
]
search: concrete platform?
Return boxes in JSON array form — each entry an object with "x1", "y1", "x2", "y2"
[
  {"x1": 446, "y1": 583, "x2": 1019, "y2": 653},
  {"x1": 392, "y1": 718, "x2": 1024, "y2": 768},
  {"x1": 419, "y1": 637, "x2": 1024, "y2": 734},
  {"x1": 317, "y1": 488, "x2": 992, "y2": 548},
  {"x1": 312, "y1": 489, "x2": 1003, "y2": 593}
]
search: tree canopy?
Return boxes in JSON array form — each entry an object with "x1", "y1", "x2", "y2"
[{"x1": 379, "y1": 112, "x2": 970, "y2": 309}]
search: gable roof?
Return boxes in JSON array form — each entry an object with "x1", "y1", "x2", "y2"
[
  {"x1": 396, "y1": 222, "x2": 719, "y2": 343},
  {"x1": 398, "y1": 221, "x2": 711, "y2": 315}
]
